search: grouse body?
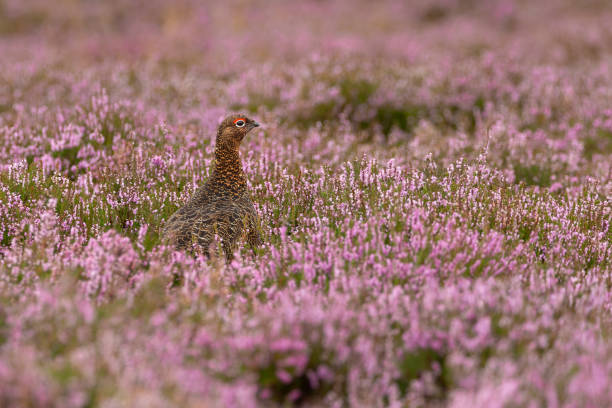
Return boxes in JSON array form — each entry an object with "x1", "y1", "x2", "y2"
[{"x1": 163, "y1": 114, "x2": 262, "y2": 260}]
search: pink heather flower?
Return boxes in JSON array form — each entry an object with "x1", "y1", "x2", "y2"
[
  {"x1": 276, "y1": 369, "x2": 293, "y2": 384},
  {"x1": 549, "y1": 182, "x2": 563, "y2": 193}
]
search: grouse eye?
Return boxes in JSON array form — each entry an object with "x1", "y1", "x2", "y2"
[{"x1": 234, "y1": 119, "x2": 246, "y2": 128}]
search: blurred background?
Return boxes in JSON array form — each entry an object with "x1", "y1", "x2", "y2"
[
  {"x1": 2, "y1": 0, "x2": 612, "y2": 66},
  {"x1": 1, "y1": 0, "x2": 612, "y2": 186}
]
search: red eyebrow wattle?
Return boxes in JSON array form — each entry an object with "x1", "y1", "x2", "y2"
[{"x1": 233, "y1": 118, "x2": 246, "y2": 124}]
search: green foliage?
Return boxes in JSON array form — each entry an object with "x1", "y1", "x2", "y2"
[
  {"x1": 0, "y1": 306, "x2": 7, "y2": 346},
  {"x1": 256, "y1": 343, "x2": 336, "y2": 405},
  {"x1": 512, "y1": 162, "x2": 553, "y2": 187},
  {"x1": 584, "y1": 129, "x2": 612, "y2": 160},
  {"x1": 395, "y1": 348, "x2": 451, "y2": 399}
]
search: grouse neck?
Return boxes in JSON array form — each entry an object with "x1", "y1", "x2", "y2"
[{"x1": 211, "y1": 143, "x2": 247, "y2": 193}]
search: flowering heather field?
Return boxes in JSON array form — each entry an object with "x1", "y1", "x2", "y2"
[{"x1": 1, "y1": 0, "x2": 612, "y2": 407}]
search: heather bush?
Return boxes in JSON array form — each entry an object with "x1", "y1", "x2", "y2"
[{"x1": 0, "y1": 0, "x2": 611, "y2": 407}]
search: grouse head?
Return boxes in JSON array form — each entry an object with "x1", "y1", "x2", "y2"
[{"x1": 216, "y1": 114, "x2": 260, "y2": 150}]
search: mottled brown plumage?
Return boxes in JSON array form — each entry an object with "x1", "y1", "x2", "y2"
[{"x1": 163, "y1": 114, "x2": 262, "y2": 260}]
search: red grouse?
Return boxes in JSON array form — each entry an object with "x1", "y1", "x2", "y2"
[{"x1": 163, "y1": 114, "x2": 262, "y2": 260}]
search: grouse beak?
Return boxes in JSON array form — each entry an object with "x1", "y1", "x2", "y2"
[{"x1": 248, "y1": 121, "x2": 260, "y2": 131}]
